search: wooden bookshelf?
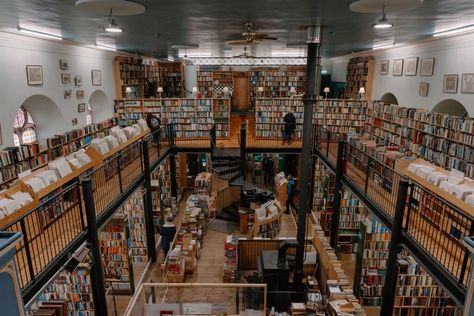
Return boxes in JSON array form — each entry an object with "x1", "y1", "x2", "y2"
[
  {"x1": 324, "y1": 99, "x2": 367, "y2": 134},
  {"x1": 337, "y1": 191, "x2": 363, "y2": 255},
  {"x1": 197, "y1": 70, "x2": 213, "y2": 97},
  {"x1": 122, "y1": 189, "x2": 148, "y2": 264},
  {"x1": 344, "y1": 57, "x2": 374, "y2": 99},
  {"x1": 212, "y1": 71, "x2": 233, "y2": 98},
  {"x1": 160, "y1": 62, "x2": 184, "y2": 98},
  {"x1": 255, "y1": 98, "x2": 304, "y2": 138},
  {"x1": 394, "y1": 252, "x2": 462, "y2": 315},
  {"x1": 114, "y1": 56, "x2": 147, "y2": 99}
]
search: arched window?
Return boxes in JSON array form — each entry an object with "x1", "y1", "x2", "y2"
[
  {"x1": 86, "y1": 104, "x2": 93, "y2": 125},
  {"x1": 13, "y1": 106, "x2": 37, "y2": 146}
]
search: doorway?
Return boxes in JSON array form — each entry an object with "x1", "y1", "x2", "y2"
[{"x1": 232, "y1": 72, "x2": 250, "y2": 112}]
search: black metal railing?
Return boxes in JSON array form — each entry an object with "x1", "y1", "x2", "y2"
[{"x1": 246, "y1": 123, "x2": 304, "y2": 150}]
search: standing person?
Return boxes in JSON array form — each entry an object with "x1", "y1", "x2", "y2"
[
  {"x1": 146, "y1": 113, "x2": 161, "y2": 147},
  {"x1": 285, "y1": 175, "x2": 296, "y2": 214},
  {"x1": 283, "y1": 107, "x2": 296, "y2": 144},
  {"x1": 263, "y1": 155, "x2": 275, "y2": 186},
  {"x1": 160, "y1": 216, "x2": 176, "y2": 259}
]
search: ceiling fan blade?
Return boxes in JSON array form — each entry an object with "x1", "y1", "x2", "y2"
[
  {"x1": 255, "y1": 35, "x2": 278, "y2": 40},
  {"x1": 226, "y1": 40, "x2": 250, "y2": 45}
]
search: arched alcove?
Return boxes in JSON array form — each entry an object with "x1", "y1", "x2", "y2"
[
  {"x1": 432, "y1": 99, "x2": 468, "y2": 117},
  {"x1": 380, "y1": 93, "x2": 399, "y2": 105},
  {"x1": 88, "y1": 90, "x2": 112, "y2": 122},
  {"x1": 21, "y1": 95, "x2": 64, "y2": 141}
]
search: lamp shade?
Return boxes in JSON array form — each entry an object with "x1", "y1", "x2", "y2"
[
  {"x1": 192, "y1": 86, "x2": 198, "y2": 93},
  {"x1": 223, "y1": 87, "x2": 229, "y2": 93},
  {"x1": 157, "y1": 86, "x2": 163, "y2": 93},
  {"x1": 125, "y1": 87, "x2": 132, "y2": 93},
  {"x1": 323, "y1": 87, "x2": 330, "y2": 93},
  {"x1": 358, "y1": 87, "x2": 366, "y2": 94},
  {"x1": 257, "y1": 87, "x2": 264, "y2": 92},
  {"x1": 289, "y1": 87, "x2": 297, "y2": 94}
]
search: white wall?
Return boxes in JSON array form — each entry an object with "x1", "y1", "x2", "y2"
[
  {"x1": 184, "y1": 65, "x2": 198, "y2": 98},
  {"x1": 324, "y1": 33, "x2": 474, "y2": 116},
  {"x1": 0, "y1": 31, "x2": 117, "y2": 147}
]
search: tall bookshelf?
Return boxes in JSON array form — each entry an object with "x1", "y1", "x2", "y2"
[
  {"x1": 366, "y1": 102, "x2": 474, "y2": 178},
  {"x1": 249, "y1": 67, "x2": 306, "y2": 105},
  {"x1": 197, "y1": 70, "x2": 213, "y2": 97},
  {"x1": 151, "y1": 165, "x2": 165, "y2": 231},
  {"x1": 255, "y1": 98, "x2": 304, "y2": 138},
  {"x1": 324, "y1": 99, "x2": 367, "y2": 134},
  {"x1": 394, "y1": 252, "x2": 462, "y2": 315},
  {"x1": 160, "y1": 62, "x2": 183, "y2": 98},
  {"x1": 122, "y1": 189, "x2": 148, "y2": 264},
  {"x1": 37, "y1": 258, "x2": 94, "y2": 315},
  {"x1": 319, "y1": 171, "x2": 335, "y2": 237},
  {"x1": 355, "y1": 215, "x2": 390, "y2": 306},
  {"x1": 344, "y1": 57, "x2": 374, "y2": 99},
  {"x1": 99, "y1": 212, "x2": 134, "y2": 295},
  {"x1": 337, "y1": 190, "x2": 363, "y2": 255},
  {"x1": 213, "y1": 98, "x2": 231, "y2": 139},
  {"x1": 212, "y1": 71, "x2": 233, "y2": 97},
  {"x1": 115, "y1": 57, "x2": 147, "y2": 99}
]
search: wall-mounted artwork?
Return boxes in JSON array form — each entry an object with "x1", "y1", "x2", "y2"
[
  {"x1": 91, "y1": 70, "x2": 101, "y2": 86},
  {"x1": 461, "y1": 73, "x2": 474, "y2": 93},
  {"x1": 61, "y1": 73, "x2": 71, "y2": 84},
  {"x1": 405, "y1": 57, "x2": 418, "y2": 76},
  {"x1": 443, "y1": 74, "x2": 458, "y2": 93},
  {"x1": 64, "y1": 90, "x2": 72, "y2": 99},
  {"x1": 78, "y1": 103, "x2": 86, "y2": 113},
  {"x1": 76, "y1": 90, "x2": 84, "y2": 100},
  {"x1": 75, "y1": 75, "x2": 82, "y2": 86},
  {"x1": 420, "y1": 58, "x2": 435, "y2": 76},
  {"x1": 72, "y1": 118, "x2": 78, "y2": 125},
  {"x1": 419, "y1": 82, "x2": 429, "y2": 97},
  {"x1": 380, "y1": 60, "x2": 389, "y2": 75},
  {"x1": 393, "y1": 59, "x2": 403, "y2": 76},
  {"x1": 60, "y1": 59, "x2": 68, "y2": 70},
  {"x1": 26, "y1": 65, "x2": 43, "y2": 85}
]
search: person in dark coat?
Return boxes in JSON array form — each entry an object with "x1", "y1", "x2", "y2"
[
  {"x1": 146, "y1": 113, "x2": 161, "y2": 147},
  {"x1": 262, "y1": 155, "x2": 275, "y2": 186},
  {"x1": 285, "y1": 175, "x2": 297, "y2": 214},
  {"x1": 283, "y1": 107, "x2": 296, "y2": 144},
  {"x1": 160, "y1": 216, "x2": 176, "y2": 258}
]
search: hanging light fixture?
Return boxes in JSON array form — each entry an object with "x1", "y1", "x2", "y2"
[
  {"x1": 373, "y1": 5, "x2": 393, "y2": 29},
  {"x1": 104, "y1": 9, "x2": 124, "y2": 33}
]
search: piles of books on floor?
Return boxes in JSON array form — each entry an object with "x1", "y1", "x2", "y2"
[
  {"x1": 166, "y1": 246, "x2": 185, "y2": 282},
  {"x1": 223, "y1": 235, "x2": 238, "y2": 282},
  {"x1": 313, "y1": 222, "x2": 366, "y2": 316}
]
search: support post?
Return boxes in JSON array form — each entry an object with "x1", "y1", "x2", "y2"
[
  {"x1": 380, "y1": 178, "x2": 409, "y2": 315},
  {"x1": 210, "y1": 124, "x2": 216, "y2": 159},
  {"x1": 142, "y1": 140, "x2": 157, "y2": 262},
  {"x1": 294, "y1": 25, "x2": 322, "y2": 293},
  {"x1": 240, "y1": 125, "x2": 247, "y2": 178},
  {"x1": 169, "y1": 154, "x2": 178, "y2": 200},
  {"x1": 83, "y1": 178, "x2": 108, "y2": 316},
  {"x1": 330, "y1": 140, "x2": 346, "y2": 250}
]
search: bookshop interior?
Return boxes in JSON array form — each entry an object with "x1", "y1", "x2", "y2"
[{"x1": 2, "y1": 1, "x2": 474, "y2": 316}]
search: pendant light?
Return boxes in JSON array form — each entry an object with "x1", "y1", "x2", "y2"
[
  {"x1": 104, "y1": 9, "x2": 124, "y2": 33},
  {"x1": 373, "y1": 5, "x2": 393, "y2": 29}
]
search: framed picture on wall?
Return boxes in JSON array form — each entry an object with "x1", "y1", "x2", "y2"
[
  {"x1": 380, "y1": 60, "x2": 389, "y2": 75},
  {"x1": 59, "y1": 59, "x2": 68, "y2": 70},
  {"x1": 78, "y1": 103, "x2": 86, "y2": 113},
  {"x1": 420, "y1": 58, "x2": 435, "y2": 76},
  {"x1": 76, "y1": 90, "x2": 84, "y2": 100},
  {"x1": 393, "y1": 59, "x2": 403, "y2": 76},
  {"x1": 64, "y1": 90, "x2": 72, "y2": 99},
  {"x1": 26, "y1": 65, "x2": 43, "y2": 85},
  {"x1": 91, "y1": 70, "x2": 101, "y2": 86},
  {"x1": 61, "y1": 73, "x2": 71, "y2": 84},
  {"x1": 75, "y1": 75, "x2": 82, "y2": 86},
  {"x1": 419, "y1": 82, "x2": 429, "y2": 97},
  {"x1": 443, "y1": 74, "x2": 458, "y2": 93},
  {"x1": 0, "y1": 124, "x2": 2, "y2": 146},
  {"x1": 461, "y1": 73, "x2": 474, "y2": 93},
  {"x1": 72, "y1": 118, "x2": 78, "y2": 125},
  {"x1": 405, "y1": 57, "x2": 418, "y2": 76}
]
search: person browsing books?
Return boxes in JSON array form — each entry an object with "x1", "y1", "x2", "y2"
[
  {"x1": 146, "y1": 113, "x2": 161, "y2": 146},
  {"x1": 285, "y1": 175, "x2": 297, "y2": 214},
  {"x1": 283, "y1": 107, "x2": 296, "y2": 144},
  {"x1": 160, "y1": 216, "x2": 176, "y2": 258}
]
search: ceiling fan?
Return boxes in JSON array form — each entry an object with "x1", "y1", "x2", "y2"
[
  {"x1": 226, "y1": 22, "x2": 278, "y2": 45},
  {"x1": 232, "y1": 46, "x2": 255, "y2": 58}
]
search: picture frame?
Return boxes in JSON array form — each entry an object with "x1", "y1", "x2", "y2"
[
  {"x1": 461, "y1": 73, "x2": 474, "y2": 93},
  {"x1": 26, "y1": 65, "x2": 43, "y2": 85},
  {"x1": 75, "y1": 75, "x2": 82, "y2": 86},
  {"x1": 91, "y1": 69, "x2": 101, "y2": 86},
  {"x1": 0, "y1": 124, "x2": 2, "y2": 146},
  {"x1": 392, "y1": 59, "x2": 404, "y2": 76},
  {"x1": 405, "y1": 57, "x2": 418, "y2": 76},
  {"x1": 78, "y1": 103, "x2": 86, "y2": 113},
  {"x1": 443, "y1": 74, "x2": 458, "y2": 93},
  {"x1": 64, "y1": 90, "x2": 72, "y2": 99},
  {"x1": 420, "y1": 58, "x2": 435, "y2": 76},
  {"x1": 61, "y1": 73, "x2": 71, "y2": 84},
  {"x1": 76, "y1": 90, "x2": 84, "y2": 100},
  {"x1": 72, "y1": 118, "x2": 78, "y2": 125},
  {"x1": 380, "y1": 60, "x2": 389, "y2": 75},
  {"x1": 419, "y1": 82, "x2": 429, "y2": 97},
  {"x1": 59, "y1": 59, "x2": 68, "y2": 70}
]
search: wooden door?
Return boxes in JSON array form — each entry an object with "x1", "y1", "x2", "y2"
[{"x1": 233, "y1": 73, "x2": 249, "y2": 112}]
